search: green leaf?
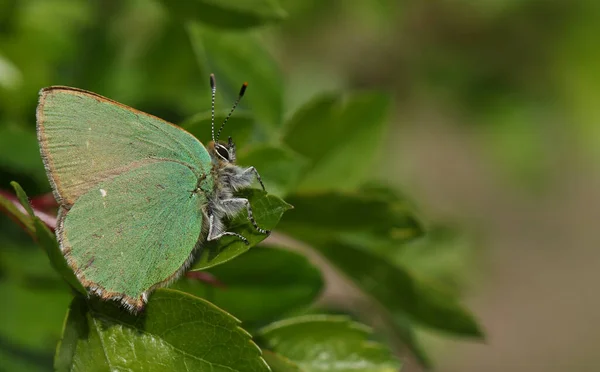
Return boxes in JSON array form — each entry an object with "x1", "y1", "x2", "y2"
[
  {"x1": 262, "y1": 350, "x2": 302, "y2": 372},
  {"x1": 96, "y1": 3, "x2": 207, "y2": 117},
  {"x1": 280, "y1": 191, "x2": 422, "y2": 243},
  {"x1": 32, "y1": 218, "x2": 86, "y2": 295},
  {"x1": 191, "y1": 189, "x2": 292, "y2": 270},
  {"x1": 175, "y1": 246, "x2": 323, "y2": 324},
  {"x1": 0, "y1": 189, "x2": 34, "y2": 235},
  {"x1": 11, "y1": 181, "x2": 34, "y2": 217},
  {"x1": 237, "y1": 145, "x2": 309, "y2": 197},
  {"x1": 180, "y1": 110, "x2": 256, "y2": 148},
  {"x1": 9, "y1": 182, "x2": 85, "y2": 295},
  {"x1": 258, "y1": 315, "x2": 401, "y2": 372},
  {"x1": 55, "y1": 289, "x2": 269, "y2": 372},
  {"x1": 0, "y1": 348, "x2": 51, "y2": 372},
  {"x1": 283, "y1": 93, "x2": 341, "y2": 163},
  {"x1": 300, "y1": 92, "x2": 391, "y2": 190},
  {"x1": 315, "y1": 240, "x2": 484, "y2": 338},
  {"x1": 0, "y1": 241, "x2": 61, "y2": 283},
  {"x1": 391, "y1": 313, "x2": 432, "y2": 369},
  {"x1": 188, "y1": 24, "x2": 284, "y2": 134},
  {"x1": 0, "y1": 242, "x2": 68, "y2": 370},
  {"x1": 0, "y1": 279, "x2": 71, "y2": 370},
  {"x1": 357, "y1": 182, "x2": 417, "y2": 206},
  {"x1": 393, "y1": 226, "x2": 474, "y2": 296},
  {"x1": 283, "y1": 92, "x2": 391, "y2": 191},
  {"x1": 159, "y1": 0, "x2": 286, "y2": 29}
]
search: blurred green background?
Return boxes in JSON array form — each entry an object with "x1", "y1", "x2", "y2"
[{"x1": 1, "y1": 0, "x2": 599, "y2": 371}]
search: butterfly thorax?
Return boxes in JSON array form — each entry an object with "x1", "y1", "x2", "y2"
[{"x1": 204, "y1": 140, "x2": 256, "y2": 237}]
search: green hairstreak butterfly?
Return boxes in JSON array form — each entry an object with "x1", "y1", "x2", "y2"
[{"x1": 36, "y1": 75, "x2": 268, "y2": 312}]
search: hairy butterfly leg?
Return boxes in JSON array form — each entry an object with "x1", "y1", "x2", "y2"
[
  {"x1": 206, "y1": 214, "x2": 249, "y2": 245},
  {"x1": 230, "y1": 166, "x2": 266, "y2": 192},
  {"x1": 222, "y1": 197, "x2": 270, "y2": 235}
]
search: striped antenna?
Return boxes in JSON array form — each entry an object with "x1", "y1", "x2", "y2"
[
  {"x1": 210, "y1": 74, "x2": 216, "y2": 142},
  {"x1": 215, "y1": 82, "x2": 248, "y2": 143}
]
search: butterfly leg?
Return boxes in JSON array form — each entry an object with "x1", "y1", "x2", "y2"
[
  {"x1": 191, "y1": 173, "x2": 208, "y2": 194},
  {"x1": 206, "y1": 214, "x2": 249, "y2": 245},
  {"x1": 247, "y1": 167, "x2": 266, "y2": 191},
  {"x1": 230, "y1": 166, "x2": 266, "y2": 191},
  {"x1": 249, "y1": 167, "x2": 266, "y2": 191},
  {"x1": 221, "y1": 197, "x2": 270, "y2": 235}
]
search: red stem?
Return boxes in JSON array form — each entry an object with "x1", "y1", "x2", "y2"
[
  {"x1": 31, "y1": 192, "x2": 59, "y2": 210},
  {"x1": 185, "y1": 271, "x2": 226, "y2": 288},
  {"x1": 0, "y1": 190, "x2": 57, "y2": 231}
]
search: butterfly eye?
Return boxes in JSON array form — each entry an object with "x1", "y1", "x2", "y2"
[{"x1": 215, "y1": 144, "x2": 230, "y2": 161}]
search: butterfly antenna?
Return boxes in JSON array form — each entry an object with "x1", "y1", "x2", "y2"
[
  {"x1": 210, "y1": 74, "x2": 217, "y2": 143},
  {"x1": 215, "y1": 82, "x2": 248, "y2": 142}
]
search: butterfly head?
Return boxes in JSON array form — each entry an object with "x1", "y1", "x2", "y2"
[
  {"x1": 209, "y1": 73, "x2": 246, "y2": 166},
  {"x1": 210, "y1": 136, "x2": 237, "y2": 164}
]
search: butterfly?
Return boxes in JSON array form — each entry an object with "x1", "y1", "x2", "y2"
[{"x1": 36, "y1": 74, "x2": 268, "y2": 312}]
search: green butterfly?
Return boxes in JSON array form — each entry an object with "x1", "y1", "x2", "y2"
[{"x1": 36, "y1": 75, "x2": 268, "y2": 312}]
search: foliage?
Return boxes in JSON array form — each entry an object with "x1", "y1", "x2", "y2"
[
  {"x1": 257, "y1": 315, "x2": 401, "y2": 371},
  {"x1": 0, "y1": 1, "x2": 484, "y2": 370}
]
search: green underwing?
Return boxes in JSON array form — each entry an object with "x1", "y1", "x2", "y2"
[{"x1": 36, "y1": 76, "x2": 269, "y2": 312}]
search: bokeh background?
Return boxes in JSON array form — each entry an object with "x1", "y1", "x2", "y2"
[{"x1": 1, "y1": 0, "x2": 599, "y2": 371}]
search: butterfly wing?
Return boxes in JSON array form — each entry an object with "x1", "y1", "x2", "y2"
[
  {"x1": 59, "y1": 161, "x2": 205, "y2": 311},
  {"x1": 37, "y1": 86, "x2": 213, "y2": 207},
  {"x1": 37, "y1": 87, "x2": 213, "y2": 310}
]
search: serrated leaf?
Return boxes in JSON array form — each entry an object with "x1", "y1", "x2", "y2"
[
  {"x1": 175, "y1": 246, "x2": 323, "y2": 324},
  {"x1": 258, "y1": 315, "x2": 401, "y2": 372},
  {"x1": 55, "y1": 289, "x2": 269, "y2": 372},
  {"x1": 315, "y1": 240, "x2": 484, "y2": 338},
  {"x1": 279, "y1": 191, "x2": 422, "y2": 243},
  {"x1": 191, "y1": 189, "x2": 292, "y2": 270},
  {"x1": 188, "y1": 24, "x2": 284, "y2": 134},
  {"x1": 180, "y1": 110, "x2": 256, "y2": 148},
  {"x1": 159, "y1": 0, "x2": 286, "y2": 29},
  {"x1": 237, "y1": 145, "x2": 309, "y2": 197}
]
